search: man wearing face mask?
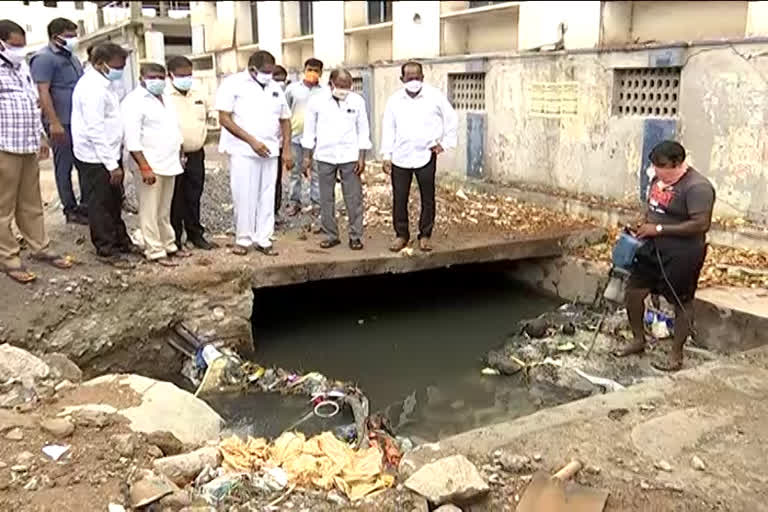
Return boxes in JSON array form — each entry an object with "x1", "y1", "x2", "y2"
[
  {"x1": 71, "y1": 43, "x2": 133, "y2": 266},
  {"x1": 302, "y1": 69, "x2": 371, "y2": 250},
  {"x1": 615, "y1": 141, "x2": 715, "y2": 372},
  {"x1": 381, "y1": 61, "x2": 457, "y2": 253},
  {"x1": 0, "y1": 20, "x2": 73, "y2": 284},
  {"x1": 285, "y1": 58, "x2": 324, "y2": 216},
  {"x1": 30, "y1": 18, "x2": 86, "y2": 225},
  {"x1": 215, "y1": 51, "x2": 292, "y2": 256},
  {"x1": 166, "y1": 56, "x2": 216, "y2": 251},
  {"x1": 122, "y1": 63, "x2": 185, "y2": 266}
]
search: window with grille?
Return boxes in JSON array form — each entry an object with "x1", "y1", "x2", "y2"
[
  {"x1": 613, "y1": 67, "x2": 681, "y2": 117},
  {"x1": 448, "y1": 73, "x2": 485, "y2": 111},
  {"x1": 352, "y1": 77, "x2": 364, "y2": 95},
  {"x1": 300, "y1": 1, "x2": 314, "y2": 36},
  {"x1": 528, "y1": 82, "x2": 579, "y2": 117},
  {"x1": 367, "y1": 1, "x2": 392, "y2": 24}
]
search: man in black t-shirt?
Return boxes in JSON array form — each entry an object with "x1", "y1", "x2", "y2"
[{"x1": 615, "y1": 141, "x2": 716, "y2": 371}]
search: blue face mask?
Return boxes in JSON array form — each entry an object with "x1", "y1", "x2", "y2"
[
  {"x1": 105, "y1": 66, "x2": 123, "y2": 82},
  {"x1": 144, "y1": 78, "x2": 166, "y2": 96},
  {"x1": 172, "y1": 75, "x2": 193, "y2": 91}
]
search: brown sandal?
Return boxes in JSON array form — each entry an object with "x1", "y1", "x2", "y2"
[
  {"x1": 2, "y1": 265, "x2": 37, "y2": 284},
  {"x1": 169, "y1": 249, "x2": 192, "y2": 258},
  {"x1": 419, "y1": 238, "x2": 433, "y2": 252},
  {"x1": 232, "y1": 245, "x2": 249, "y2": 256},
  {"x1": 389, "y1": 237, "x2": 409, "y2": 252},
  {"x1": 154, "y1": 257, "x2": 179, "y2": 267},
  {"x1": 32, "y1": 252, "x2": 74, "y2": 269}
]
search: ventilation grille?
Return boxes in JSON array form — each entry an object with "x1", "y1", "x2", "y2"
[
  {"x1": 613, "y1": 67, "x2": 681, "y2": 117},
  {"x1": 528, "y1": 82, "x2": 579, "y2": 117},
  {"x1": 448, "y1": 73, "x2": 486, "y2": 111},
  {"x1": 352, "y1": 77, "x2": 364, "y2": 95}
]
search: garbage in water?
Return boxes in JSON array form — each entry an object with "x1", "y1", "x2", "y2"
[{"x1": 218, "y1": 431, "x2": 396, "y2": 501}]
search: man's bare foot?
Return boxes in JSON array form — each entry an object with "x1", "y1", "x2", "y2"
[
  {"x1": 652, "y1": 351, "x2": 683, "y2": 372},
  {"x1": 419, "y1": 237, "x2": 432, "y2": 252},
  {"x1": 389, "y1": 237, "x2": 409, "y2": 252},
  {"x1": 613, "y1": 341, "x2": 646, "y2": 357}
]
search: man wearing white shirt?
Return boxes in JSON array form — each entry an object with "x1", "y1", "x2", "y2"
[
  {"x1": 71, "y1": 43, "x2": 133, "y2": 264},
  {"x1": 122, "y1": 62, "x2": 185, "y2": 265},
  {"x1": 302, "y1": 69, "x2": 371, "y2": 250},
  {"x1": 381, "y1": 61, "x2": 458, "y2": 253},
  {"x1": 215, "y1": 51, "x2": 292, "y2": 256}
]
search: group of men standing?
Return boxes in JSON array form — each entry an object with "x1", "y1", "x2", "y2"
[
  {"x1": 216, "y1": 52, "x2": 458, "y2": 255},
  {"x1": 0, "y1": 17, "x2": 215, "y2": 281}
]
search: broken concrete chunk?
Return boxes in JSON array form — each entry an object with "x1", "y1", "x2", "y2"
[
  {"x1": 691, "y1": 456, "x2": 706, "y2": 471},
  {"x1": 496, "y1": 451, "x2": 531, "y2": 473},
  {"x1": 654, "y1": 460, "x2": 673, "y2": 472},
  {"x1": 404, "y1": 454, "x2": 489, "y2": 506},
  {"x1": 42, "y1": 353, "x2": 83, "y2": 383},
  {"x1": 153, "y1": 447, "x2": 221, "y2": 486},
  {"x1": 130, "y1": 471, "x2": 175, "y2": 508},
  {"x1": 4, "y1": 428, "x2": 23, "y2": 441},
  {"x1": 111, "y1": 433, "x2": 138, "y2": 458},
  {"x1": 147, "y1": 431, "x2": 184, "y2": 456},
  {"x1": 40, "y1": 418, "x2": 75, "y2": 438},
  {"x1": 72, "y1": 408, "x2": 113, "y2": 428},
  {"x1": 0, "y1": 344, "x2": 50, "y2": 384}
]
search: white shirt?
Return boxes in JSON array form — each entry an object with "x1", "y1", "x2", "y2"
[
  {"x1": 301, "y1": 91, "x2": 372, "y2": 165},
  {"x1": 71, "y1": 68, "x2": 123, "y2": 171},
  {"x1": 215, "y1": 72, "x2": 291, "y2": 158},
  {"x1": 121, "y1": 86, "x2": 183, "y2": 176},
  {"x1": 380, "y1": 84, "x2": 458, "y2": 169}
]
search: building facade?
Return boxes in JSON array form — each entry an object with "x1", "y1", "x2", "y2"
[{"x1": 179, "y1": 2, "x2": 768, "y2": 223}]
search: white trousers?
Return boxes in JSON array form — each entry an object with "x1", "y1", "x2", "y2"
[
  {"x1": 136, "y1": 173, "x2": 177, "y2": 260},
  {"x1": 229, "y1": 154, "x2": 277, "y2": 248}
]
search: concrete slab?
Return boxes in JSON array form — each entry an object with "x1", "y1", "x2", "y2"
[{"x1": 401, "y1": 347, "x2": 768, "y2": 511}]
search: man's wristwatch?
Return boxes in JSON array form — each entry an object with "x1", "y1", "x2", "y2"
[{"x1": 656, "y1": 224, "x2": 664, "y2": 234}]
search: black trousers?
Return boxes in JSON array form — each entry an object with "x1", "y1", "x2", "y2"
[
  {"x1": 171, "y1": 148, "x2": 205, "y2": 243},
  {"x1": 391, "y1": 155, "x2": 436, "y2": 240},
  {"x1": 74, "y1": 158, "x2": 130, "y2": 256},
  {"x1": 275, "y1": 151, "x2": 282, "y2": 214}
]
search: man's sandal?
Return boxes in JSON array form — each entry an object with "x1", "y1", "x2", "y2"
[
  {"x1": 2, "y1": 265, "x2": 36, "y2": 284},
  {"x1": 232, "y1": 245, "x2": 249, "y2": 256},
  {"x1": 31, "y1": 252, "x2": 74, "y2": 269}
]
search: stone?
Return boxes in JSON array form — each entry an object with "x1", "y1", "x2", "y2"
[
  {"x1": 585, "y1": 465, "x2": 602, "y2": 475},
  {"x1": 153, "y1": 447, "x2": 221, "y2": 486},
  {"x1": 533, "y1": 453, "x2": 543, "y2": 462},
  {"x1": 0, "y1": 409, "x2": 36, "y2": 432},
  {"x1": 147, "y1": 445, "x2": 164, "y2": 458},
  {"x1": 434, "y1": 506, "x2": 462, "y2": 512},
  {"x1": 40, "y1": 418, "x2": 75, "y2": 438},
  {"x1": 654, "y1": 460, "x2": 673, "y2": 472},
  {"x1": 5, "y1": 428, "x2": 23, "y2": 441},
  {"x1": 111, "y1": 433, "x2": 138, "y2": 458},
  {"x1": 16, "y1": 451, "x2": 35, "y2": 465},
  {"x1": 42, "y1": 353, "x2": 83, "y2": 383},
  {"x1": 691, "y1": 456, "x2": 706, "y2": 471},
  {"x1": 72, "y1": 408, "x2": 112, "y2": 428},
  {"x1": 497, "y1": 452, "x2": 531, "y2": 473},
  {"x1": 404, "y1": 455, "x2": 489, "y2": 506},
  {"x1": 130, "y1": 471, "x2": 175, "y2": 508},
  {"x1": 159, "y1": 490, "x2": 193, "y2": 511},
  {"x1": 146, "y1": 431, "x2": 184, "y2": 456},
  {"x1": 0, "y1": 344, "x2": 50, "y2": 384}
]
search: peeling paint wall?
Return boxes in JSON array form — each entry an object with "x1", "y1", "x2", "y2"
[{"x1": 367, "y1": 43, "x2": 768, "y2": 222}]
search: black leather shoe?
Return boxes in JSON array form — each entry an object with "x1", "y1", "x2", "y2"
[
  {"x1": 65, "y1": 212, "x2": 89, "y2": 225},
  {"x1": 189, "y1": 237, "x2": 218, "y2": 250}
]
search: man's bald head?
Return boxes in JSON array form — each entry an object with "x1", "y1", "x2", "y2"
[{"x1": 330, "y1": 68, "x2": 353, "y2": 90}]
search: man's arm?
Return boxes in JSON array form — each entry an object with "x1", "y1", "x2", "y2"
[
  {"x1": 214, "y1": 77, "x2": 268, "y2": 157},
  {"x1": 356, "y1": 97, "x2": 372, "y2": 175},
  {"x1": 279, "y1": 91, "x2": 293, "y2": 172},
  {"x1": 637, "y1": 184, "x2": 715, "y2": 238},
  {"x1": 299, "y1": 99, "x2": 317, "y2": 175},
  {"x1": 437, "y1": 91, "x2": 458, "y2": 150},
  {"x1": 380, "y1": 98, "x2": 395, "y2": 173},
  {"x1": 121, "y1": 96, "x2": 156, "y2": 185},
  {"x1": 30, "y1": 53, "x2": 67, "y2": 144},
  {"x1": 82, "y1": 91, "x2": 119, "y2": 172}
]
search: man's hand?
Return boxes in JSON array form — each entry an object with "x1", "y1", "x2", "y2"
[
  {"x1": 141, "y1": 167, "x2": 157, "y2": 186},
  {"x1": 282, "y1": 152, "x2": 294, "y2": 174},
  {"x1": 355, "y1": 157, "x2": 366, "y2": 176},
  {"x1": 109, "y1": 168, "x2": 125, "y2": 187},
  {"x1": 636, "y1": 223, "x2": 660, "y2": 239},
  {"x1": 38, "y1": 143, "x2": 50, "y2": 160},
  {"x1": 383, "y1": 160, "x2": 392, "y2": 174},
  {"x1": 50, "y1": 123, "x2": 68, "y2": 146},
  {"x1": 430, "y1": 143, "x2": 445, "y2": 155},
  {"x1": 302, "y1": 156, "x2": 312, "y2": 177},
  {"x1": 248, "y1": 138, "x2": 271, "y2": 158}
]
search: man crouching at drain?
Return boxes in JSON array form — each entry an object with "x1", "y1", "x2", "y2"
[{"x1": 615, "y1": 140, "x2": 716, "y2": 372}]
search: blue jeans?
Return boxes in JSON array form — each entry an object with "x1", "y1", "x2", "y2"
[
  {"x1": 50, "y1": 124, "x2": 88, "y2": 215},
  {"x1": 288, "y1": 142, "x2": 320, "y2": 207}
]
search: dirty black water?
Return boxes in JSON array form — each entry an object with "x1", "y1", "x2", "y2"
[{"x1": 207, "y1": 266, "x2": 567, "y2": 442}]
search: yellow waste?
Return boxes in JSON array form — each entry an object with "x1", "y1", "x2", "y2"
[{"x1": 219, "y1": 431, "x2": 394, "y2": 501}]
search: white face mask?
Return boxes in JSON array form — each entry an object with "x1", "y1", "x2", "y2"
[
  {"x1": 255, "y1": 71, "x2": 272, "y2": 84},
  {"x1": 404, "y1": 80, "x2": 423, "y2": 94},
  {"x1": 274, "y1": 80, "x2": 286, "y2": 91},
  {"x1": 332, "y1": 88, "x2": 350, "y2": 101},
  {"x1": 1, "y1": 41, "x2": 27, "y2": 66},
  {"x1": 58, "y1": 36, "x2": 78, "y2": 53}
]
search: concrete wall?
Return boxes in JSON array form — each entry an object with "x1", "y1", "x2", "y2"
[
  {"x1": 518, "y1": 1, "x2": 602, "y2": 50},
  {"x1": 393, "y1": 1, "x2": 441, "y2": 59},
  {"x1": 630, "y1": 1, "x2": 748, "y2": 42}
]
